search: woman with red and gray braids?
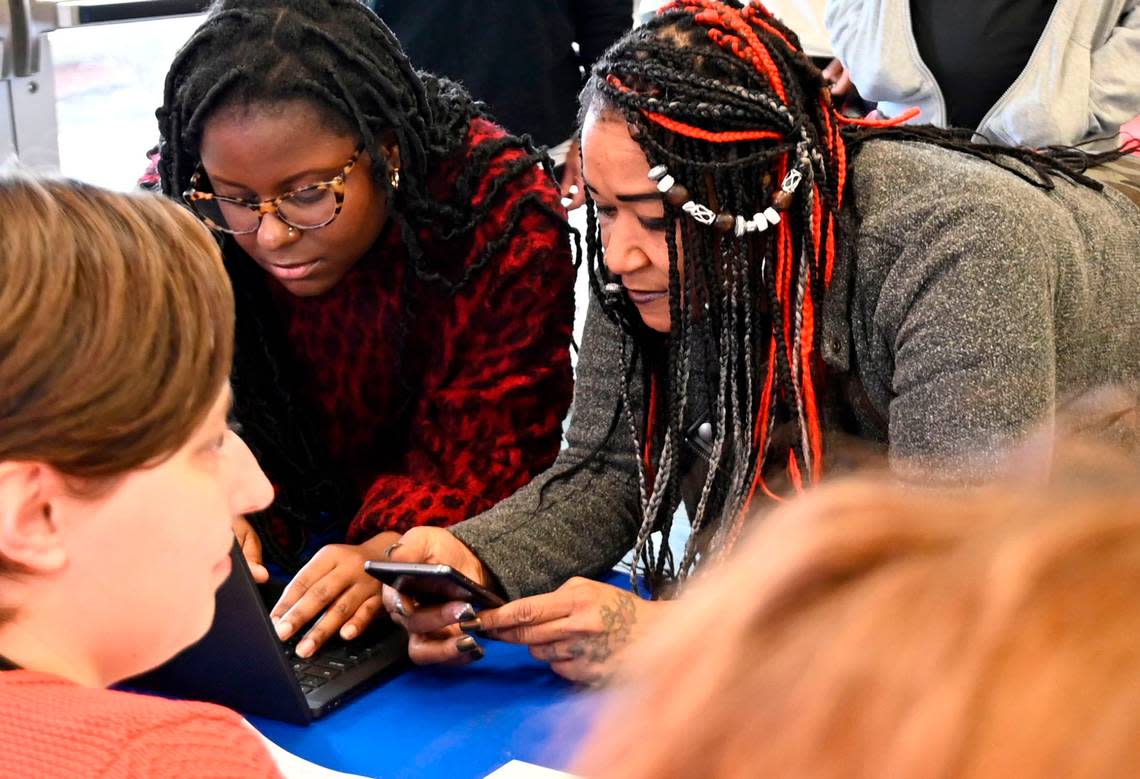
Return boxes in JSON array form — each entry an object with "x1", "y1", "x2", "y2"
[{"x1": 383, "y1": 0, "x2": 1140, "y2": 683}]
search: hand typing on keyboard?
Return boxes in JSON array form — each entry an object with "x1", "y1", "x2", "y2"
[{"x1": 271, "y1": 531, "x2": 401, "y2": 657}]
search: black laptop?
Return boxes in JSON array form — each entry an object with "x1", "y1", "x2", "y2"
[{"x1": 128, "y1": 541, "x2": 407, "y2": 725}]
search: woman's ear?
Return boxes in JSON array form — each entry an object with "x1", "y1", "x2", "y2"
[
  {"x1": 376, "y1": 130, "x2": 401, "y2": 176},
  {"x1": 0, "y1": 463, "x2": 68, "y2": 574}
]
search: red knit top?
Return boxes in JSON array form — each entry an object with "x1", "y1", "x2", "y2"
[{"x1": 0, "y1": 670, "x2": 282, "y2": 778}]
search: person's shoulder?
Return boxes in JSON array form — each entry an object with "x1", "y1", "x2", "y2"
[
  {"x1": 852, "y1": 140, "x2": 1036, "y2": 211},
  {"x1": 106, "y1": 697, "x2": 282, "y2": 778},
  {"x1": 845, "y1": 141, "x2": 1059, "y2": 325},
  {"x1": 459, "y1": 117, "x2": 567, "y2": 237},
  {"x1": 0, "y1": 672, "x2": 280, "y2": 777},
  {"x1": 848, "y1": 139, "x2": 1077, "y2": 249},
  {"x1": 465, "y1": 116, "x2": 512, "y2": 148}
]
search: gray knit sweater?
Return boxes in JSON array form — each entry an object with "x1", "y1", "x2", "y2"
[{"x1": 453, "y1": 140, "x2": 1140, "y2": 599}]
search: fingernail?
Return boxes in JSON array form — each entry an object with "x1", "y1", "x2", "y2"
[
  {"x1": 568, "y1": 184, "x2": 579, "y2": 195},
  {"x1": 561, "y1": 197, "x2": 572, "y2": 208},
  {"x1": 274, "y1": 620, "x2": 292, "y2": 640},
  {"x1": 468, "y1": 645, "x2": 485, "y2": 661},
  {"x1": 456, "y1": 635, "x2": 483, "y2": 655},
  {"x1": 384, "y1": 542, "x2": 402, "y2": 559},
  {"x1": 454, "y1": 603, "x2": 477, "y2": 622},
  {"x1": 458, "y1": 618, "x2": 483, "y2": 636},
  {"x1": 393, "y1": 597, "x2": 410, "y2": 618},
  {"x1": 341, "y1": 624, "x2": 358, "y2": 640},
  {"x1": 296, "y1": 639, "x2": 315, "y2": 658}
]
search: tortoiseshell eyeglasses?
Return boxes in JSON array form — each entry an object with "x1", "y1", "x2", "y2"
[{"x1": 182, "y1": 145, "x2": 364, "y2": 235}]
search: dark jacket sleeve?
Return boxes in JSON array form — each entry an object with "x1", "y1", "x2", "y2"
[{"x1": 452, "y1": 297, "x2": 644, "y2": 599}]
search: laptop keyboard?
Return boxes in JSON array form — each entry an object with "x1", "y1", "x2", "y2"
[
  {"x1": 283, "y1": 638, "x2": 384, "y2": 694},
  {"x1": 260, "y1": 579, "x2": 400, "y2": 698}
]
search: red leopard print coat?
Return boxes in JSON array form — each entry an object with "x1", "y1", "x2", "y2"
[{"x1": 266, "y1": 118, "x2": 574, "y2": 544}]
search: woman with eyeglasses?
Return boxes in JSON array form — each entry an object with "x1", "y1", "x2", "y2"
[{"x1": 152, "y1": 0, "x2": 576, "y2": 658}]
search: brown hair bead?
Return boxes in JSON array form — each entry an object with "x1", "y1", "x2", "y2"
[
  {"x1": 714, "y1": 213, "x2": 736, "y2": 233},
  {"x1": 772, "y1": 190, "x2": 795, "y2": 211},
  {"x1": 664, "y1": 184, "x2": 690, "y2": 207}
]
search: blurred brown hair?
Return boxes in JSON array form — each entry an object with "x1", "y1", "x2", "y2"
[
  {"x1": 576, "y1": 458, "x2": 1140, "y2": 779},
  {"x1": 0, "y1": 174, "x2": 233, "y2": 479}
]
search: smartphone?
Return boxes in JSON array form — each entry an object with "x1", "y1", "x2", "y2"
[{"x1": 364, "y1": 561, "x2": 506, "y2": 609}]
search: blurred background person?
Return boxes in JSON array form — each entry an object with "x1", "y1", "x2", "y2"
[
  {"x1": 576, "y1": 432, "x2": 1140, "y2": 778},
  {"x1": 374, "y1": 0, "x2": 633, "y2": 209},
  {"x1": 826, "y1": 0, "x2": 1140, "y2": 149}
]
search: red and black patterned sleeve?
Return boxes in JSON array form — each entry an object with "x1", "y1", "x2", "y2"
[{"x1": 346, "y1": 122, "x2": 575, "y2": 541}]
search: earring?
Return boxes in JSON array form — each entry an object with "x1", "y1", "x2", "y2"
[
  {"x1": 389, "y1": 167, "x2": 400, "y2": 190},
  {"x1": 287, "y1": 226, "x2": 298, "y2": 237}
]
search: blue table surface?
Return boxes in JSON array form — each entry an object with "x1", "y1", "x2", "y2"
[{"x1": 249, "y1": 571, "x2": 629, "y2": 779}]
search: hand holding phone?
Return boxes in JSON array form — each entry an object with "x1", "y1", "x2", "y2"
[{"x1": 365, "y1": 561, "x2": 506, "y2": 609}]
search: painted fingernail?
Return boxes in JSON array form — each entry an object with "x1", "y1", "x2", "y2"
[
  {"x1": 296, "y1": 639, "x2": 315, "y2": 658},
  {"x1": 341, "y1": 624, "x2": 358, "y2": 640},
  {"x1": 456, "y1": 635, "x2": 482, "y2": 655},
  {"x1": 274, "y1": 620, "x2": 292, "y2": 640},
  {"x1": 468, "y1": 645, "x2": 485, "y2": 661},
  {"x1": 454, "y1": 603, "x2": 477, "y2": 622},
  {"x1": 561, "y1": 197, "x2": 573, "y2": 208},
  {"x1": 458, "y1": 618, "x2": 484, "y2": 636},
  {"x1": 393, "y1": 597, "x2": 410, "y2": 618},
  {"x1": 384, "y1": 542, "x2": 402, "y2": 559}
]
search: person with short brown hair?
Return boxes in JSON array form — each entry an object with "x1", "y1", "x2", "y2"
[
  {"x1": 0, "y1": 174, "x2": 280, "y2": 777},
  {"x1": 576, "y1": 462, "x2": 1140, "y2": 779}
]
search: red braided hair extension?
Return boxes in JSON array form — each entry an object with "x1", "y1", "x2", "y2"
[
  {"x1": 644, "y1": 374, "x2": 659, "y2": 482},
  {"x1": 680, "y1": 0, "x2": 788, "y2": 103},
  {"x1": 799, "y1": 286, "x2": 824, "y2": 482},
  {"x1": 605, "y1": 75, "x2": 782, "y2": 143},
  {"x1": 738, "y1": 1, "x2": 795, "y2": 50},
  {"x1": 836, "y1": 106, "x2": 922, "y2": 127},
  {"x1": 747, "y1": 346, "x2": 782, "y2": 500},
  {"x1": 644, "y1": 111, "x2": 782, "y2": 143}
]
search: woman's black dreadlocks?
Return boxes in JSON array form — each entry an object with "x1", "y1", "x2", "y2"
[
  {"x1": 157, "y1": 0, "x2": 560, "y2": 568},
  {"x1": 578, "y1": 0, "x2": 1127, "y2": 596}
]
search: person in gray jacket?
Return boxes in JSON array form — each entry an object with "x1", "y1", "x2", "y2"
[
  {"x1": 381, "y1": 0, "x2": 1140, "y2": 683},
  {"x1": 825, "y1": 0, "x2": 1140, "y2": 149}
]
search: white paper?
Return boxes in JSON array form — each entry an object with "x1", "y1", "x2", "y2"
[
  {"x1": 484, "y1": 759, "x2": 579, "y2": 779},
  {"x1": 246, "y1": 721, "x2": 372, "y2": 779}
]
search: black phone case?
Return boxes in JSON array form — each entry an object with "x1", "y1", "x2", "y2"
[{"x1": 364, "y1": 561, "x2": 506, "y2": 608}]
